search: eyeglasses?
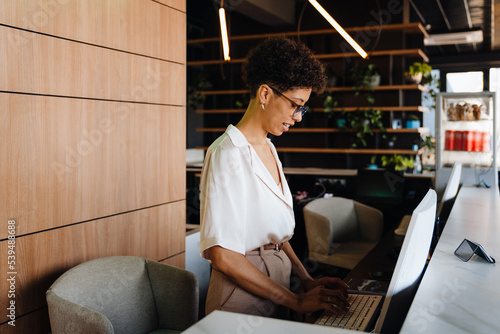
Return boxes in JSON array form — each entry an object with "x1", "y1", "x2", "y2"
[{"x1": 268, "y1": 85, "x2": 309, "y2": 117}]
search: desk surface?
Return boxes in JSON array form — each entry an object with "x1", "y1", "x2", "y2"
[
  {"x1": 401, "y1": 186, "x2": 500, "y2": 334},
  {"x1": 182, "y1": 310, "x2": 353, "y2": 334}
]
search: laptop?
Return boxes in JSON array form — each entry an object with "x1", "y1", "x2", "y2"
[
  {"x1": 314, "y1": 189, "x2": 437, "y2": 333},
  {"x1": 315, "y1": 292, "x2": 383, "y2": 330}
]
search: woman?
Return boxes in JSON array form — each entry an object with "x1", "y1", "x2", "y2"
[{"x1": 199, "y1": 37, "x2": 349, "y2": 318}]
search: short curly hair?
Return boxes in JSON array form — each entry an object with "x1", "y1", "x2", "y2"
[{"x1": 242, "y1": 37, "x2": 326, "y2": 97}]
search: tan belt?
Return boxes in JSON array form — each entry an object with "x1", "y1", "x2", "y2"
[{"x1": 258, "y1": 243, "x2": 284, "y2": 251}]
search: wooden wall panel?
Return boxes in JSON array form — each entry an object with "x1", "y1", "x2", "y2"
[
  {"x1": 0, "y1": 0, "x2": 186, "y2": 63},
  {"x1": 155, "y1": 0, "x2": 186, "y2": 12},
  {"x1": 0, "y1": 25, "x2": 185, "y2": 105},
  {"x1": 161, "y1": 253, "x2": 186, "y2": 269},
  {"x1": 0, "y1": 94, "x2": 186, "y2": 238},
  {"x1": 0, "y1": 308, "x2": 50, "y2": 333},
  {"x1": 0, "y1": 201, "x2": 185, "y2": 317},
  {"x1": 0, "y1": 1, "x2": 186, "y2": 331}
]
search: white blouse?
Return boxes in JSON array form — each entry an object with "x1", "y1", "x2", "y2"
[{"x1": 199, "y1": 125, "x2": 295, "y2": 259}]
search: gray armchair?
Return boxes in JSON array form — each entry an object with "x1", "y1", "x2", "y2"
[
  {"x1": 303, "y1": 197, "x2": 384, "y2": 270},
  {"x1": 46, "y1": 256, "x2": 199, "y2": 334}
]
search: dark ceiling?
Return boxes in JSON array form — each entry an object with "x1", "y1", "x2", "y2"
[
  {"x1": 191, "y1": 1, "x2": 500, "y2": 66},
  {"x1": 408, "y1": 0, "x2": 495, "y2": 56}
]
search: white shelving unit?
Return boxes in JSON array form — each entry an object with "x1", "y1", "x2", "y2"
[{"x1": 436, "y1": 91, "x2": 498, "y2": 192}]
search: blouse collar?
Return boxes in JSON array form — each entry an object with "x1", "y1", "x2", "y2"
[{"x1": 225, "y1": 125, "x2": 293, "y2": 209}]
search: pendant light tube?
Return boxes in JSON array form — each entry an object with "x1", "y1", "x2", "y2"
[
  {"x1": 219, "y1": 7, "x2": 230, "y2": 61},
  {"x1": 308, "y1": 0, "x2": 368, "y2": 59}
]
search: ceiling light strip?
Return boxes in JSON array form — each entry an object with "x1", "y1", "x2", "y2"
[
  {"x1": 308, "y1": 0, "x2": 368, "y2": 59},
  {"x1": 219, "y1": 6, "x2": 230, "y2": 61}
]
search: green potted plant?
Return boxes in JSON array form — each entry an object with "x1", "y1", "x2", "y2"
[
  {"x1": 348, "y1": 64, "x2": 381, "y2": 91},
  {"x1": 406, "y1": 114, "x2": 421, "y2": 129},
  {"x1": 381, "y1": 154, "x2": 414, "y2": 172},
  {"x1": 367, "y1": 155, "x2": 378, "y2": 169},
  {"x1": 405, "y1": 62, "x2": 432, "y2": 84},
  {"x1": 405, "y1": 62, "x2": 440, "y2": 114}
]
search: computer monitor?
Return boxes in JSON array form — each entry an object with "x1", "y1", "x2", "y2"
[{"x1": 373, "y1": 189, "x2": 437, "y2": 333}]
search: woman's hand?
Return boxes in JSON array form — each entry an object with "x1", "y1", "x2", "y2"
[
  {"x1": 295, "y1": 285, "x2": 350, "y2": 315},
  {"x1": 302, "y1": 276, "x2": 350, "y2": 298}
]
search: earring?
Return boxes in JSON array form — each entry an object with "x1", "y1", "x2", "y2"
[{"x1": 261, "y1": 103, "x2": 265, "y2": 110}]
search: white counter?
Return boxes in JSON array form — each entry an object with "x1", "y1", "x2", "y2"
[
  {"x1": 401, "y1": 186, "x2": 500, "y2": 333},
  {"x1": 182, "y1": 186, "x2": 499, "y2": 333},
  {"x1": 182, "y1": 310, "x2": 353, "y2": 334}
]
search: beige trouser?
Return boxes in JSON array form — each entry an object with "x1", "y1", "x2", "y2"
[{"x1": 205, "y1": 246, "x2": 292, "y2": 318}]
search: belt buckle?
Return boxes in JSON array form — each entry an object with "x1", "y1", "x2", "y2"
[{"x1": 274, "y1": 243, "x2": 281, "y2": 252}]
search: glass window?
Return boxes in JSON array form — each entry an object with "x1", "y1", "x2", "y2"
[
  {"x1": 446, "y1": 71, "x2": 483, "y2": 92},
  {"x1": 490, "y1": 68, "x2": 500, "y2": 92}
]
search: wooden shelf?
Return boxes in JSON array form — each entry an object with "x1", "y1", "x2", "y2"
[
  {"x1": 196, "y1": 84, "x2": 426, "y2": 96},
  {"x1": 196, "y1": 146, "x2": 423, "y2": 155},
  {"x1": 315, "y1": 49, "x2": 429, "y2": 63},
  {"x1": 276, "y1": 148, "x2": 421, "y2": 155},
  {"x1": 195, "y1": 106, "x2": 429, "y2": 114},
  {"x1": 319, "y1": 106, "x2": 429, "y2": 113},
  {"x1": 188, "y1": 48, "x2": 429, "y2": 66},
  {"x1": 188, "y1": 58, "x2": 246, "y2": 66},
  {"x1": 187, "y1": 22, "x2": 429, "y2": 44},
  {"x1": 389, "y1": 127, "x2": 430, "y2": 134},
  {"x1": 328, "y1": 84, "x2": 427, "y2": 92},
  {"x1": 196, "y1": 127, "x2": 429, "y2": 134}
]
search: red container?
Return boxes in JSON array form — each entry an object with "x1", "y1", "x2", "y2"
[
  {"x1": 453, "y1": 131, "x2": 463, "y2": 151},
  {"x1": 482, "y1": 132, "x2": 491, "y2": 152},
  {"x1": 445, "y1": 130, "x2": 454, "y2": 150},
  {"x1": 462, "y1": 131, "x2": 475, "y2": 152},
  {"x1": 473, "y1": 131, "x2": 482, "y2": 152}
]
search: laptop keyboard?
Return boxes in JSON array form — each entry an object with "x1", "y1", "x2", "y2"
[{"x1": 315, "y1": 294, "x2": 382, "y2": 331}]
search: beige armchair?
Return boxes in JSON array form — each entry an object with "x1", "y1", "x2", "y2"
[
  {"x1": 303, "y1": 197, "x2": 384, "y2": 270},
  {"x1": 46, "y1": 256, "x2": 198, "y2": 334}
]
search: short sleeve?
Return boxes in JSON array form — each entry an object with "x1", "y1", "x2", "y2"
[{"x1": 199, "y1": 143, "x2": 247, "y2": 259}]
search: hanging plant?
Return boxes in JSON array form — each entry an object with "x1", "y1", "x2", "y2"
[
  {"x1": 343, "y1": 63, "x2": 386, "y2": 148},
  {"x1": 348, "y1": 64, "x2": 381, "y2": 105},
  {"x1": 405, "y1": 62, "x2": 440, "y2": 113},
  {"x1": 344, "y1": 107, "x2": 385, "y2": 148},
  {"x1": 322, "y1": 91, "x2": 339, "y2": 118},
  {"x1": 187, "y1": 73, "x2": 211, "y2": 110}
]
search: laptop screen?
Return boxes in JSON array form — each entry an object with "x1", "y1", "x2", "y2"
[{"x1": 373, "y1": 189, "x2": 437, "y2": 333}]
